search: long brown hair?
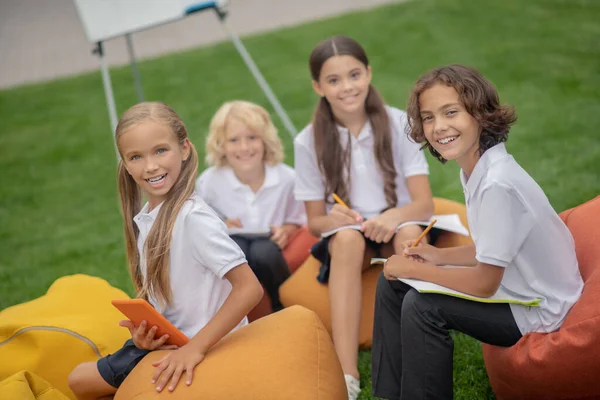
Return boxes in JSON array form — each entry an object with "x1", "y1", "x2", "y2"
[
  {"x1": 115, "y1": 102, "x2": 199, "y2": 308},
  {"x1": 406, "y1": 64, "x2": 517, "y2": 163},
  {"x1": 309, "y1": 36, "x2": 397, "y2": 208}
]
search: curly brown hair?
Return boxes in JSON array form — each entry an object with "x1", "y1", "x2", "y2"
[{"x1": 406, "y1": 64, "x2": 517, "y2": 163}]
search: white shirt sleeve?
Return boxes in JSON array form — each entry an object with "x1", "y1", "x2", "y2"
[
  {"x1": 475, "y1": 183, "x2": 535, "y2": 267},
  {"x1": 195, "y1": 169, "x2": 210, "y2": 201},
  {"x1": 283, "y1": 172, "x2": 307, "y2": 226},
  {"x1": 184, "y1": 206, "x2": 247, "y2": 278},
  {"x1": 394, "y1": 111, "x2": 429, "y2": 177},
  {"x1": 293, "y1": 134, "x2": 326, "y2": 201}
]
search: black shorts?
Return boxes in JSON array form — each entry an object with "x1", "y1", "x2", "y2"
[
  {"x1": 311, "y1": 227, "x2": 442, "y2": 284},
  {"x1": 97, "y1": 339, "x2": 150, "y2": 388}
]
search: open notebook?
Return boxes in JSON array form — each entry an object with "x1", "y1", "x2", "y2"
[
  {"x1": 370, "y1": 258, "x2": 541, "y2": 306},
  {"x1": 321, "y1": 214, "x2": 470, "y2": 239}
]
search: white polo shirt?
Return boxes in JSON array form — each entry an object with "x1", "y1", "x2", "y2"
[
  {"x1": 462, "y1": 143, "x2": 583, "y2": 334},
  {"x1": 134, "y1": 192, "x2": 248, "y2": 339},
  {"x1": 196, "y1": 163, "x2": 306, "y2": 231},
  {"x1": 294, "y1": 106, "x2": 429, "y2": 219}
]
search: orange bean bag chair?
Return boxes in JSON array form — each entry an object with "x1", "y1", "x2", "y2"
[
  {"x1": 279, "y1": 197, "x2": 472, "y2": 348},
  {"x1": 248, "y1": 226, "x2": 318, "y2": 322},
  {"x1": 115, "y1": 306, "x2": 346, "y2": 400},
  {"x1": 482, "y1": 195, "x2": 600, "y2": 400}
]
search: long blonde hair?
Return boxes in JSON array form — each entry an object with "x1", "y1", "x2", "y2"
[
  {"x1": 115, "y1": 102, "x2": 199, "y2": 308},
  {"x1": 205, "y1": 100, "x2": 284, "y2": 167}
]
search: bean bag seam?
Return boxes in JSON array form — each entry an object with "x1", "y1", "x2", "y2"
[
  {"x1": 0, "y1": 325, "x2": 102, "y2": 357},
  {"x1": 312, "y1": 310, "x2": 322, "y2": 400}
]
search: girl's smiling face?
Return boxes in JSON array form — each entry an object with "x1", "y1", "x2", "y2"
[
  {"x1": 419, "y1": 83, "x2": 482, "y2": 176},
  {"x1": 312, "y1": 55, "x2": 372, "y2": 118},
  {"x1": 119, "y1": 121, "x2": 190, "y2": 209}
]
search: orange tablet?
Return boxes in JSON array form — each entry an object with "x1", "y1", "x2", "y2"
[{"x1": 111, "y1": 298, "x2": 190, "y2": 347}]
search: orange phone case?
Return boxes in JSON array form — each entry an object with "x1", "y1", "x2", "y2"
[{"x1": 111, "y1": 298, "x2": 190, "y2": 347}]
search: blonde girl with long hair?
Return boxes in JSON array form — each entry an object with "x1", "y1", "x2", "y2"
[{"x1": 68, "y1": 102, "x2": 263, "y2": 399}]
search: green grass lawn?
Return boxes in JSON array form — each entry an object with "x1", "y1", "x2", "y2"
[{"x1": 1, "y1": 0, "x2": 599, "y2": 398}]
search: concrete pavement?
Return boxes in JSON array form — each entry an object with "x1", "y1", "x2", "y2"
[{"x1": 0, "y1": 0, "x2": 400, "y2": 89}]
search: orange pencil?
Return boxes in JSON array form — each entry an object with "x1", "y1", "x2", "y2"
[
  {"x1": 404, "y1": 219, "x2": 437, "y2": 257},
  {"x1": 332, "y1": 193, "x2": 349, "y2": 209}
]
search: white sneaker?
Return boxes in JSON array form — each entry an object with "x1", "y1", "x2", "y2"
[{"x1": 344, "y1": 374, "x2": 361, "y2": 400}]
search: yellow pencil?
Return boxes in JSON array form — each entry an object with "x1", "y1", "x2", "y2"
[
  {"x1": 332, "y1": 193, "x2": 349, "y2": 209},
  {"x1": 404, "y1": 219, "x2": 437, "y2": 257}
]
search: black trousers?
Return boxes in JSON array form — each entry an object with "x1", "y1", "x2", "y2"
[
  {"x1": 371, "y1": 273, "x2": 522, "y2": 400},
  {"x1": 230, "y1": 235, "x2": 290, "y2": 311}
]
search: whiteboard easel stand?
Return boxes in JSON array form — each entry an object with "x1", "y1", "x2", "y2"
[
  {"x1": 125, "y1": 33, "x2": 145, "y2": 103},
  {"x1": 91, "y1": 2, "x2": 297, "y2": 148},
  {"x1": 204, "y1": 6, "x2": 297, "y2": 139},
  {"x1": 92, "y1": 42, "x2": 120, "y2": 158}
]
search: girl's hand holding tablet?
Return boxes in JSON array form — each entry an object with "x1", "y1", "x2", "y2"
[{"x1": 118, "y1": 319, "x2": 178, "y2": 351}]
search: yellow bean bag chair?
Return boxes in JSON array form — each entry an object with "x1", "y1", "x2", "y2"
[
  {"x1": 115, "y1": 306, "x2": 346, "y2": 400},
  {"x1": 0, "y1": 371, "x2": 70, "y2": 400},
  {"x1": 0, "y1": 274, "x2": 131, "y2": 399},
  {"x1": 279, "y1": 197, "x2": 472, "y2": 348}
]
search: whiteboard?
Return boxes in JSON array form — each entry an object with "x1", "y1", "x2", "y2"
[{"x1": 73, "y1": 0, "x2": 222, "y2": 42}]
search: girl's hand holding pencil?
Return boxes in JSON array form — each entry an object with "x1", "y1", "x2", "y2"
[{"x1": 330, "y1": 193, "x2": 363, "y2": 228}]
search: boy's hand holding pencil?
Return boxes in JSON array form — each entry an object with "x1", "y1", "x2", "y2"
[
  {"x1": 401, "y1": 220, "x2": 441, "y2": 264},
  {"x1": 403, "y1": 219, "x2": 436, "y2": 256}
]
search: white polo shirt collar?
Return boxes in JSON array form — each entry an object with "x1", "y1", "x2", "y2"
[
  {"x1": 224, "y1": 163, "x2": 280, "y2": 192},
  {"x1": 460, "y1": 143, "x2": 509, "y2": 201},
  {"x1": 134, "y1": 201, "x2": 163, "y2": 227},
  {"x1": 336, "y1": 120, "x2": 374, "y2": 144}
]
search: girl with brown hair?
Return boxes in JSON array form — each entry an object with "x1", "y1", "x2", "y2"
[{"x1": 294, "y1": 36, "x2": 434, "y2": 399}]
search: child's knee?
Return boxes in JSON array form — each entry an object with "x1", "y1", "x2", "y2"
[
  {"x1": 68, "y1": 363, "x2": 90, "y2": 394},
  {"x1": 395, "y1": 224, "x2": 426, "y2": 242},
  {"x1": 330, "y1": 229, "x2": 366, "y2": 253},
  {"x1": 68, "y1": 361, "x2": 113, "y2": 398},
  {"x1": 401, "y1": 289, "x2": 437, "y2": 322},
  {"x1": 393, "y1": 225, "x2": 427, "y2": 252}
]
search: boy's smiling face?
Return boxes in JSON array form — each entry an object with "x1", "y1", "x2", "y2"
[
  {"x1": 419, "y1": 83, "x2": 481, "y2": 175},
  {"x1": 223, "y1": 118, "x2": 265, "y2": 175}
]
